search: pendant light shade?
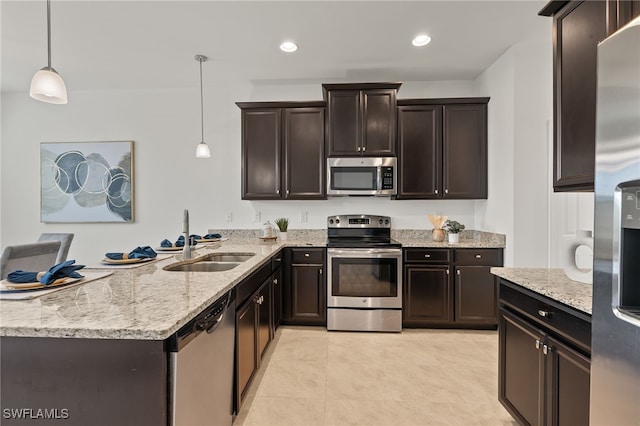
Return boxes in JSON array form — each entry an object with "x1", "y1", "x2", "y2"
[
  {"x1": 194, "y1": 54, "x2": 211, "y2": 159},
  {"x1": 30, "y1": 0, "x2": 67, "y2": 104}
]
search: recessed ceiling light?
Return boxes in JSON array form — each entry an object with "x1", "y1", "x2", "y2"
[
  {"x1": 280, "y1": 41, "x2": 298, "y2": 53},
  {"x1": 412, "y1": 34, "x2": 432, "y2": 47}
]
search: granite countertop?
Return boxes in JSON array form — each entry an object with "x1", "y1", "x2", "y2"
[
  {"x1": 491, "y1": 267, "x2": 592, "y2": 315},
  {"x1": 0, "y1": 238, "x2": 324, "y2": 341},
  {"x1": 0, "y1": 230, "x2": 504, "y2": 341},
  {"x1": 395, "y1": 230, "x2": 506, "y2": 248}
]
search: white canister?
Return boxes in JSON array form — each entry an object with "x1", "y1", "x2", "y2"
[
  {"x1": 562, "y1": 230, "x2": 594, "y2": 284},
  {"x1": 261, "y1": 221, "x2": 274, "y2": 238}
]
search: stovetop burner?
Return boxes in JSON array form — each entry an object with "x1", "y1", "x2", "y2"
[{"x1": 326, "y1": 214, "x2": 401, "y2": 248}]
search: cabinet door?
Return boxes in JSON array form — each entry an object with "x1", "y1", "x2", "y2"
[
  {"x1": 499, "y1": 309, "x2": 545, "y2": 426},
  {"x1": 403, "y1": 265, "x2": 452, "y2": 326},
  {"x1": 362, "y1": 89, "x2": 397, "y2": 155},
  {"x1": 236, "y1": 297, "x2": 257, "y2": 409},
  {"x1": 284, "y1": 107, "x2": 326, "y2": 199},
  {"x1": 327, "y1": 90, "x2": 361, "y2": 156},
  {"x1": 553, "y1": 0, "x2": 607, "y2": 191},
  {"x1": 290, "y1": 264, "x2": 326, "y2": 325},
  {"x1": 241, "y1": 108, "x2": 282, "y2": 199},
  {"x1": 257, "y1": 280, "x2": 272, "y2": 359},
  {"x1": 272, "y1": 267, "x2": 283, "y2": 332},
  {"x1": 442, "y1": 104, "x2": 487, "y2": 199},
  {"x1": 454, "y1": 266, "x2": 498, "y2": 325},
  {"x1": 545, "y1": 336, "x2": 590, "y2": 426},
  {"x1": 396, "y1": 105, "x2": 442, "y2": 199}
]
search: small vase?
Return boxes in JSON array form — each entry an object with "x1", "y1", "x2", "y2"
[
  {"x1": 279, "y1": 231, "x2": 288, "y2": 241},
  {"x1": 448, "y1": 233, "x2": 459, "y2": 244},
  {"x1": 432, "y1": 229, "x2": 445, "y2": 242}
]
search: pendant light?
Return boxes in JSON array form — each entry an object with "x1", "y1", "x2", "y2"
[
  {"x1": 195, "y1": 54, "x2": 211, "y2": 159},
  {"x1": 30, "y1": 0, "x2": 67, "y2": 104}
]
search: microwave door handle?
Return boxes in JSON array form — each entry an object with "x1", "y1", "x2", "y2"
[{"x1": 377, "y1": 167, "x2": 382, "y2": 192}]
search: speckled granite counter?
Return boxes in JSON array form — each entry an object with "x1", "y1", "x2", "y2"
[
  {"x1": 491, "y1": 268, "x2": 592, "y2": 315},
  {"x1": 0, "y1": 238, "x2": 325, "y2": 340},
  {"x1": 395, "y1": 230, "x2": 506, "y2": 248}
]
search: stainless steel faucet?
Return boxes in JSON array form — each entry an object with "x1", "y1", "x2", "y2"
[{"x1": 183, "y1": 209, "x2": 191, "y2": 260}]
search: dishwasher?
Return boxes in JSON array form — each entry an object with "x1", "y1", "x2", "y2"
[{"x1": 168, "y1": 289, "x2": 236, "y2": 426}]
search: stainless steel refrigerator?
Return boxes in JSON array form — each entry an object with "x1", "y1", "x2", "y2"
[{"x1": 592, "y1": 16, "x2": 640, "y2": 425}]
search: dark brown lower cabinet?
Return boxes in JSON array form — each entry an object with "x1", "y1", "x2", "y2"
[
  {"x1": 498, "y1": 279, "x2": 591, "y2": 426},
  {"x1": 403, "y1": 264, "x2": 452, "y2": 325},
  {"x1": 282, "y1": 248, "x2": 326, "y2": 326},
  {"x1": 236, "y1": 296, "x2": 258, "y2": 409},
  {"x1": 403, "y1": 248, "x2": 502, "y2": 328},
  {"x1": 235, "y1": 274, "x2": 273, "y2": 411}
]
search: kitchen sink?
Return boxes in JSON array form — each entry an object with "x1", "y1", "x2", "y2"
[
  {"x1": 162, "y1": 252, "x2": 255, "y2": 272},
  {"x1": 163, "y1": 262, "x2": 240, "y2": 272},
  {"x1": 199, "y1": 252, "x2": 255, "y2": 262}
]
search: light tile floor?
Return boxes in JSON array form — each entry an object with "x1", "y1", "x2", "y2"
[{"x1": 234, "y1": 326, "x2": 517, "y2": 426}]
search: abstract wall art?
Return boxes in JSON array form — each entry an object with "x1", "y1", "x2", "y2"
[{"x1": 41, "y1": 141, "x2": 134, "y2": 223}]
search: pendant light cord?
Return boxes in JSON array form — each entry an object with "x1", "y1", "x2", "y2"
[
  {"x1": 47, "y1": 0, "x2": 52, "y2": 69},
  {"x1": 199, "y1": 57, "x2": 204, "y2": 143}
]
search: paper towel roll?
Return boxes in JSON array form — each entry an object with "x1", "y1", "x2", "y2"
[{"x1": 563, "y1": 230, "x2": 593, "y2": 284}]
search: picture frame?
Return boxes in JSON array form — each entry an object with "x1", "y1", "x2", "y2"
[{"x1": 40, "y1": 141, "x2": 134, "y2": 223}]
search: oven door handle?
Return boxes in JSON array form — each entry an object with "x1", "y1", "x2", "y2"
[{"x1": 327, "y1": 248, "x2": 402, "y2": 257}]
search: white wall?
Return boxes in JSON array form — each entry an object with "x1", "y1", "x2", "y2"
[{"x1": 1, "y1": 29, "x2": 581, "y2": 268}]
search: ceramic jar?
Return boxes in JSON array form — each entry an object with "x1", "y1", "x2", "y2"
[{"x1": 432, "y1": 229, "x2": 445, "y2": 242}]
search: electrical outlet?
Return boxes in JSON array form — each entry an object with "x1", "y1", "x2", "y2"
[
  {"x1": 300, "y1": 211, "x2": 308, "y2": 223},
  {"x1": 225, "y1": 212, "x2": 233, "y2": 222},
  {"x1": 254, "y1": 211, "x2": 261, "y2": 222}
]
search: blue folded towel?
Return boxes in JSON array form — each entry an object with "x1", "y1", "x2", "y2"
[
  {"x1": 203, "y1": 233, "x2": 222, "y2": 239},
  {"x1": 7, "y1": 260, "x2": 85, "y2": 285},
  {"x1": 161, "y1": 236, "x2": 198, "y2": 247},
  {"x1": 105, "y1": 246, "x2": 157, "y2": 260}
]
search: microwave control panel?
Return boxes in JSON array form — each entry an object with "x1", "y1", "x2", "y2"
[{"x1": 381, "y1": 167, "x2": 394, "y2": 189}]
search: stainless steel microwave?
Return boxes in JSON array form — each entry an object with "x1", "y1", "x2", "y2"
[{"x1": 327, "y1": 157, "x2": 397, "y2": 196}]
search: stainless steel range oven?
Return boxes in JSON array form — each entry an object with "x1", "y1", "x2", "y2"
[{"x1": 326, "y1": 214, "x2": 402, "y2": 332}]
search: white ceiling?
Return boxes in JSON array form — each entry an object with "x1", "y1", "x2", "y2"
[{"x1": 1, "y1": 0, "x2": 549, "y2": 94}]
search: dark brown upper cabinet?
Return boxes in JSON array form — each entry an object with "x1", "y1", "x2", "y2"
[
  {"x1": 237, "y1": 101, "x2": 326, "y2": 200},
  {"x1": 540, "y1": 1, "x2": 607, "y2": 192},
  {"x1": 396, "y1": 98, "x2": 488, "y2": 200},
  {"x1": 323, "y1": 83, "x2": 401, "y2": 157}
]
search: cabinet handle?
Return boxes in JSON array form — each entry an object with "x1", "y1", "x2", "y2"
[
  {"x1": 435, "y1": 189, "x2": 438, "y2": 195},
  {"x1": 535, "y1": 339, "x2": 541, "y2": 350},
  {"x1": 357, "y1": 147, "x2": 361, "y2": 152},
  {"x1": 424, "y1": 254, "x2": 431, "y2": 258},
  {"x1": 445, "y1": 189, "x2": 449, "y2": 194},
  {"x1": 286, "y1": 189, "x2": 290, "y2": 196},
  {"x1": 362, "y1": 146, "x2": 366, "y2": 152},
  {"x1": 543, "y1": 344, "x2": 549, "y2": 355},
  {"x1": 456, "y1": 269, "x2": 461, "y2": 275},
  {"x1": 275, "y1": 258, "x2": 282, "y2": 262},
  {"x1": 276, "y1": 189, "x2": 280, "y2": 195},
  {"x1": 319, "y1": 268, "x2": 323, "y2": 275},
  {"x1": 446, "y1": 269, "x2": 449, "y2": 275},
  {"x1": 273, "y1": 278, "x2": 278, "y2": 285},
  {"x1": 304, "y1": 253, "x2": 310, "y2": 257},
  {"x1": 475, "y1": 254, "x2": 482, "y2": 259},
  {"x1": 538, "y1": 309, "x2": 551, "y2": 318}
]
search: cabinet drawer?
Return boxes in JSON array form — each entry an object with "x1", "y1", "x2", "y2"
[
  {"x1": 291, "y1": 248, "x2": 324, "y2": 264},
  {"x1": 271, "y1": 251, "x2": 283, "y2": 271},
  {"x1": 236, "y1": 262, "x2": 272, "y2": 307},
  {"x1": 454, "y1": 249, "x2": 502, "y2": 266},
  {"x1": 404, "y1": 248, "x2": 450, "y2": 264},
  {"x1": 499, "y1": 280, "x2": 591, "y2": 355}
]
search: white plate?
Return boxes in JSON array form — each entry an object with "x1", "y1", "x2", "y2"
[
  {"x1": 1, "y1": 276, "x2": 81, "y2": 291},
  {"x1": 101, "y1": 257, "x2": 155, "y2": 265}
]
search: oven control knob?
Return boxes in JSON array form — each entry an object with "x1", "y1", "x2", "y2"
[
  {"x1": 384, "y1": 219, "x2": 389, "y2": 225},
  {"x1": 379, "y1": 219, "x2": 383, "y2": 224},
  {"x1": 329, "y1": 219, "x2": 334, "y2": 224},
  {"x1": 335, "y1": 219, "x2": 340, "y2": 224}
]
